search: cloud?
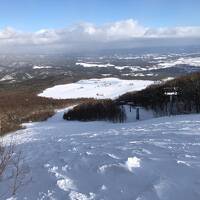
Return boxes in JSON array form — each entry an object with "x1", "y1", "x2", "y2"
[
  {"x1": 0, "y1": 19, "x2": 200, "y2": 53},
  {"x1": 145, "y1": 26, "x2": 200, "y2": 38}
]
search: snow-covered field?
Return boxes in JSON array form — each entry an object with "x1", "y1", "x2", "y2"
[
  {"x1": 76, "y1": 56, "x2": 200, "y2": 73},
  {"x1": 76, "y1": 62, "x2": 115, "y2": 68},
  {"x1": 38, "y1": 78, "x2": 153, "y2": 99},
  {"x1": 33, "y1": 65, "x2": 53, "y2": 69},
  {"x1": 2, "y1": 109, "x2": 200, "y2": 200},
  {"x1": 158, "y1": 57, "x2": 200, "y2": 68}
]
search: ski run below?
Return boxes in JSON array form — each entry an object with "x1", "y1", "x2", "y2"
[{"x1": 38, "y1": 78, "x2": 154, "y2": 99}]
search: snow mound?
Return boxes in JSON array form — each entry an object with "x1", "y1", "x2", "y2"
[
  {"x1": 107, "y1": 153, "x2": 120, "y2": 159},
  {"x1": 125, "y1": 157, "x2": 141, "y2": 172},
  {"x1": 38, "y1": 78, "x2": 153, "y2": 99},
  {"x1": 177, "y1": 160, "x2": 190, "y2": 167},
  {"x1": 69, "y1": 191, "x2": 95, "y2": 200},
  {"x1": 47, "y1": 164, "x2": 77, "y2": 192},
  {"x1": 99, "y1": 164, "x2": 117, "y2": 173},
  {"x1": 99, "y1": 157, "x2": 141, "y2": 174},
  {"x1": 57, "y1": 178, "x2": 76, "y2": 192},
  {"x1": 101, "y1": 185, "x2": 107, "y2": 190}
]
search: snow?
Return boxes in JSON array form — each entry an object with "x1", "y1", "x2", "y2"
[
  {"x1": 115, "y1": 66, "x2": 147, "y2": 71},
  {"x1": 177, "y1": 160, "x2": 191, "y2": 167},
  {"x1": 162, "y1": 77, "x2": 174, "y2": 82},
  {"x1": 33, "y1": 65, "x2": 52, "y2": 69},
  {"x1": 125, "y1": 157, "x2": 141, "y2": 172},
  {"x1": 114, "y1": 56, "x2": 200, "y2": 72},
  {"x1": 158, "y1": 57, "x2": 200, "y2": 68},
  {"x1": 38, "y1": 78, "x2": 153, "y2": 99},
  {"x1": 101, "y1": 185, "x2": 107, "y2": 191},
  {"x1": 25, "y1": 73, "x2": 33, "y2": 79},
  {"x1": 0, "y1": 74, "x2": 14, "y2": 81},
  {"x1": 76, "y1": 62, "x2": 114, "y2": 68},
  {"x1": 57, "y1": 178, "x2": 76, "y2": 192},
  {"x1": 107, "y1": 153, "x2": 120, "y2": 160},
  {"x1": 101, "y1": 74, "x2": 111, "y2": 77},
  {"x1": 2, "y1": 108, "x2": 200, "y2": 200},
  {"x1": 69, "y1": 191, "x2": 95, "y2": 200},
  {"x1": 75, "y1": 56, "x2": 200, "y2": 74}
]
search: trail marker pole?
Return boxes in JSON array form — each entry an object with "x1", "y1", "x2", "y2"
[
  {"x1": 136, "y1": 107, "x2": 140, "y2": 120},
  {"x1": 164, "y1": 87, "x2": 179, "y2": 116}
]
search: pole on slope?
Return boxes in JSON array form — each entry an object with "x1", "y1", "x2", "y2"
[
  {"x1": 136, "y1": 107, "x2": 140, "y2": 120},
  {"x1": 164, "y1": 87, "x2": 179, "y2": 116},
  {"x1": 169, "y1": 95, "x2": 173, "y2": 116}
]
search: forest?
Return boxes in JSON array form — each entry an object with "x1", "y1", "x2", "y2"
[{"x1": 117, "y1": 72, "x2": 200, "y2": 115}]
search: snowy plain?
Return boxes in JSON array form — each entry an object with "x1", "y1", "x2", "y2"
[
  {"x1": 76, "y1": 56, "x2": 200, "y2": 72},
  {"x1": 38, "y1": 78, "x2": 153, "y2": 99}
]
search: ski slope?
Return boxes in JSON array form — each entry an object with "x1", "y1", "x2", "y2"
[
  {"x1": 2, "y1": 109, "x2": 200, "y2": 200},
  {"x1": 38, "y1": 78, "x2": 153, "y2": 99}
]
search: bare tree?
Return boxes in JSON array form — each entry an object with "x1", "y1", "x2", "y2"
[
  {"x1": 0, "y1": 141, "x2": 14, "y2": 178},
  {"x1": 0, "y1": 140, "x2": 27, "y2": 198},
  {"x1": 11, "y1": 151, "x2": 26, "y2": 196}
]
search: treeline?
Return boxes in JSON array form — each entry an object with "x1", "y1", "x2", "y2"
[
  {"x1": 63, "y1": 99, "x2": 126, "y2": 122},
  {"x1": 117, "y1": 72, "x2": 200, "y2": 115},
  {"x1": 0, "y1": 90, "x2": 82, "y2": 136}
]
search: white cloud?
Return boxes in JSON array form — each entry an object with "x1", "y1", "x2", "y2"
[
  {"x1": 105, "y1": 19, "x2": 147, "y2": 40},
  {"x1": 0, "y1": 27, "x2": 17, "y2": 39},
  {"x1": 0, "y1": 19, "x2": 200, "y2": 53},
  {"x1": 146, "y1": 26, "x2": 200, "y2": 38}
]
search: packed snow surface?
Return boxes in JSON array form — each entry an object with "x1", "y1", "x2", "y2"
[
  {"x1": 2, "y1": 109, "x2": 200, "y2": 200},
  {"x1": 38, "y1": 78, "x2": 153, "y2": 99}
]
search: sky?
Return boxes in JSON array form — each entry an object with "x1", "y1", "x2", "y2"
[
  {"x1": 0, "y1": 0, "x2": 200, "y2": 53},
  {"x1": 1, "y1": 0, "x2": 200, "y2": 30}
]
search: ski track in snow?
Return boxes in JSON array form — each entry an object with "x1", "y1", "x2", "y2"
[{"x1": 2, "y1": 108, "x2": 200, "y2": 200}]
